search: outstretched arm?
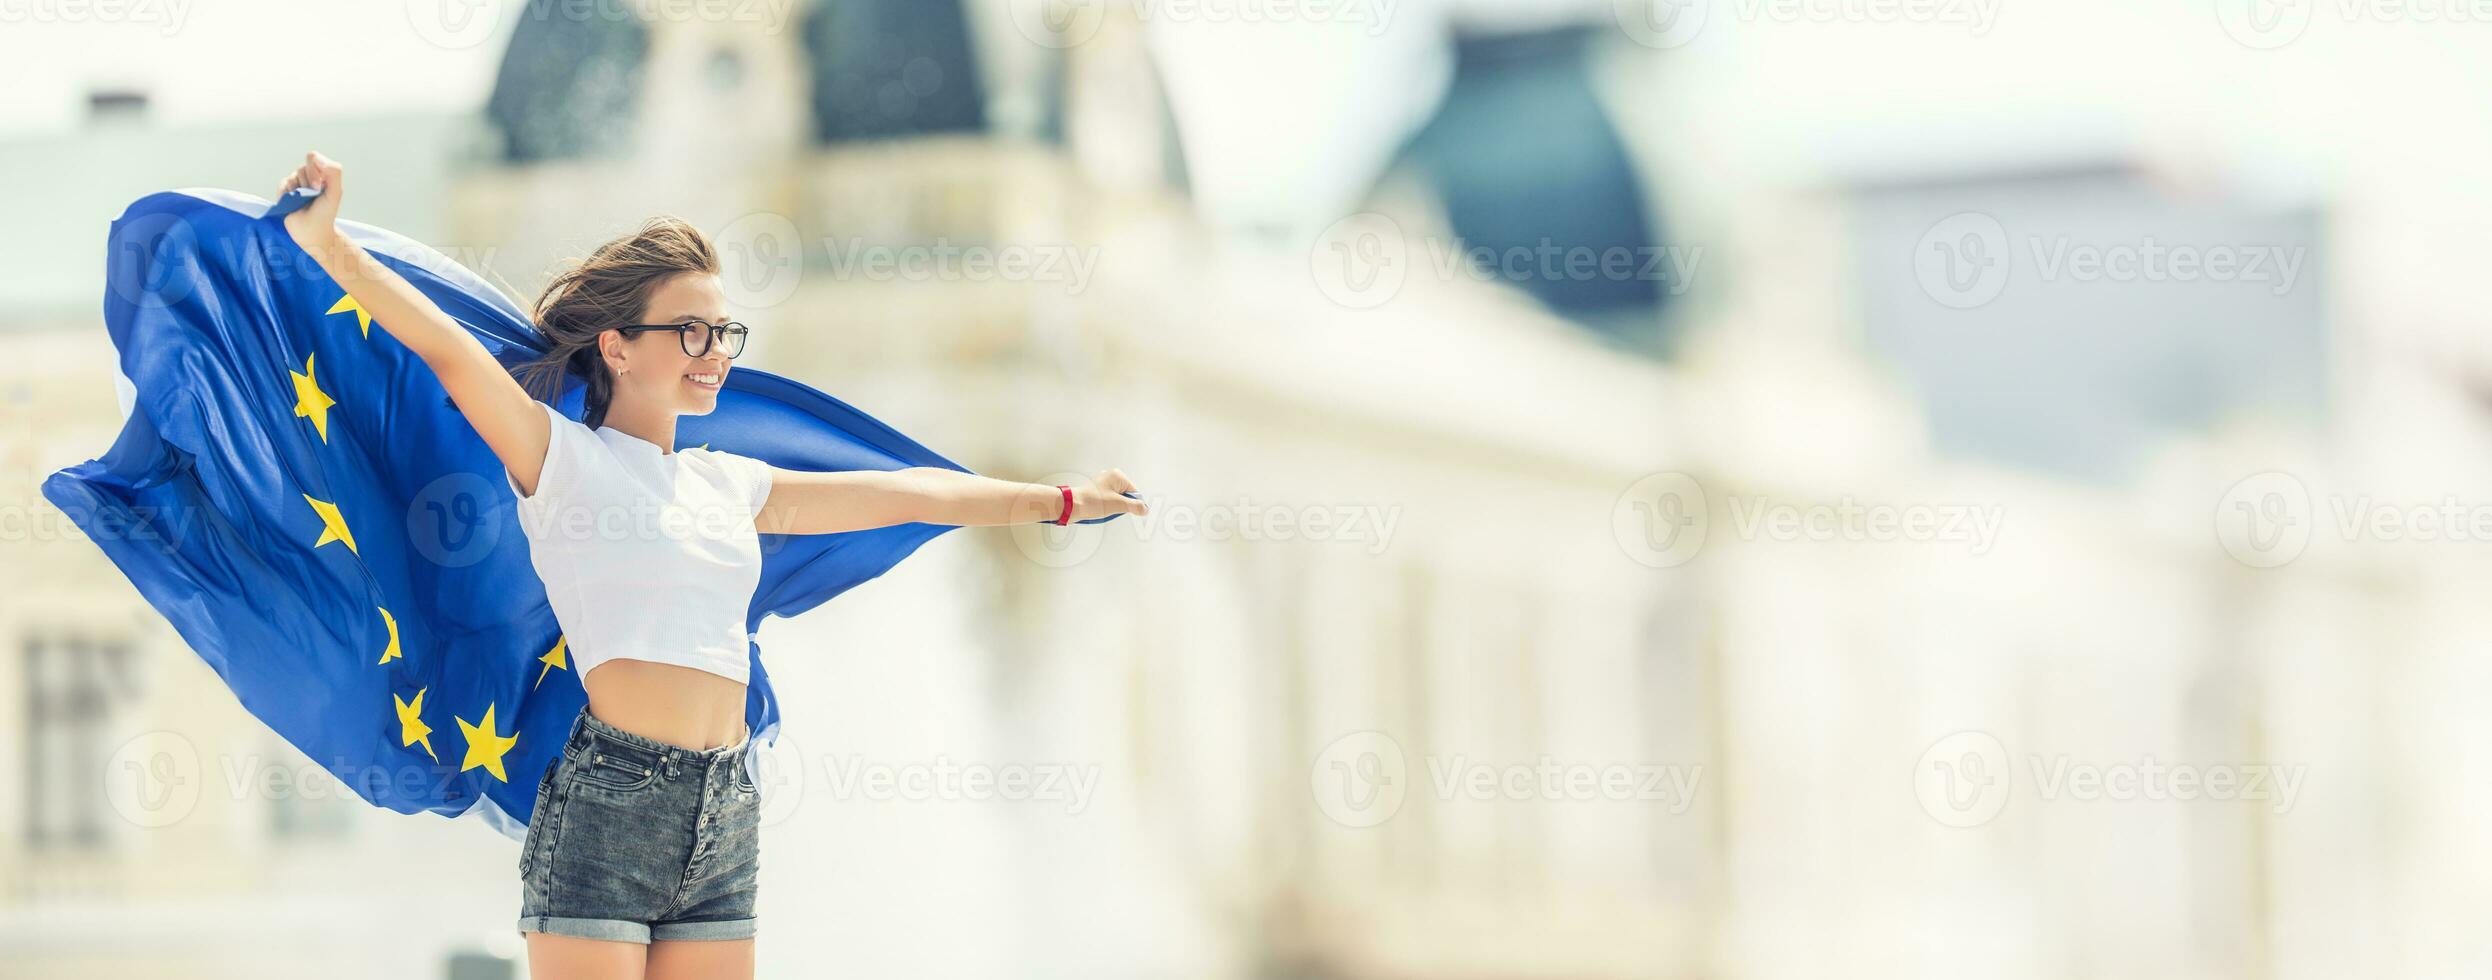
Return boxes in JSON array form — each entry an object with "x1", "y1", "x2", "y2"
[
  {"x1": 277, "y1": 151, "x2": 556, "y2": 496},
  {"x1": 757, "y1": 466, "x2": 1146, "y2": 536}
]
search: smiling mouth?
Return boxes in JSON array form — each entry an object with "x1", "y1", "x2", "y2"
[{"x1": 685, "y1": 370, "x2": 723, "y2": 391}]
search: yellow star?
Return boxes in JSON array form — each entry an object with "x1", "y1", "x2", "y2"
[
  {"x1": 375, "y1": 607, "x2": 400, "y2": 664},
  {"x1": 456, "y1": 703, "x2": 520, "y2": 782},
  {"x1": 534, "y1": 635, "x2": 568, "y2": 690},
  {"x1": 290, "y1": 353, "x2": 339, "y2": 443},
  {"x1": 325, "y1": 294, "x2": 373, "y2": 337},
  {"x1": 395, "y1": 688, "x2": 437, "y2": 763},
  {"x1": 695, "y1": 442, "x2": 709, "y2": 451},
  {"x1": 303, "y1": 493, "x2": 357, "y2": 554}
]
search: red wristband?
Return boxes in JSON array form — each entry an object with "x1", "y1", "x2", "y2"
[{"x1": 1054, "y1": 485, "x2": 1074, "y2": 526}]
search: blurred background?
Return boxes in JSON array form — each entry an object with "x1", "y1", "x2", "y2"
[{"x1": 1, "y1": 0, "x2": 2485, "y2": 977}]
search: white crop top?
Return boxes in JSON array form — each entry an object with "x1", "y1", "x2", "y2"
[{"x1": 502, "y1": 400, "x2": 775, "y2": 686}]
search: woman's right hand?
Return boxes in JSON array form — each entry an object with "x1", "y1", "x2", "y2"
[{"x1": 277, "y1": 151, "x2": 345, "y2": 248}]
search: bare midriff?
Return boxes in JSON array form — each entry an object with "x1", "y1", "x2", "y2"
[{"x1": 581, "y1": 658, "x2": 752, "y2": 751}]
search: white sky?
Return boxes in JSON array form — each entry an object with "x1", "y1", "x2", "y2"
[{"x1": 0, "y1": 0, "x2": 521, "y2": 136}]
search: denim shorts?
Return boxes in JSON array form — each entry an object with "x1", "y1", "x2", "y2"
[{"x1": 516, "y1": 706, "x2": 761, "y2": 943}]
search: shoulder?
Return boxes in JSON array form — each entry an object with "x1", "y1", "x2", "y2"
[
  {"x1": 683, "y1": 446, "x2": 775, "y2": 507},
  {"x1": 686, "y1": 446, "x2": 773, "y2": 482},
  {"x1": 527, "y1": 399, "x2": 599, "y2": 442}
]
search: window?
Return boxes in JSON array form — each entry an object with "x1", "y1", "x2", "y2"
[{"x1": 23, "y1": 634, "x2": 137, "y2": 851}]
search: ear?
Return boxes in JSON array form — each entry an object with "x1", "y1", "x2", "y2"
[{"x1": 598, "y1": 329, "x2": 628, "y2": 375}]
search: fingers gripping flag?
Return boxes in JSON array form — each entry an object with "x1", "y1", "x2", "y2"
[{"x1": 41, "y1": 189, "x2": 978, "y2": 841}]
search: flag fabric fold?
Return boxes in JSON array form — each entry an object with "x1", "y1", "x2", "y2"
[{"x1": 42, "y1": 189, "x2": 985, "y2": 841}]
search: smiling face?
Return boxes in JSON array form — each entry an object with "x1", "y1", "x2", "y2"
[{"x1": 604, "y1": 271, "x2": 736, "y2": 418}]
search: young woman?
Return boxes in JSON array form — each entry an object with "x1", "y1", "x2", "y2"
[{"x1": 275, "y1": 151, "x2": 1146, "y2": 980}]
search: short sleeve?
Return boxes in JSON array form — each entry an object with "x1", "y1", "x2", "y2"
[
  {"x1": 504, "y1": 400, "x2": 585, "y2": 507},
  {"x1": 711, "y1": 450, "x2": 774, "y2": 518}
]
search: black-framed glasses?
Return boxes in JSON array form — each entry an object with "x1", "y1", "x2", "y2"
[{"x1": 616, "y1": 319, "x2": 750, "y2": 359}]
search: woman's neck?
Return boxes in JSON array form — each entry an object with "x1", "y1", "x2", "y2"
[{"x1": 598, "y1": 399, "x2": 677, "y2": 455}]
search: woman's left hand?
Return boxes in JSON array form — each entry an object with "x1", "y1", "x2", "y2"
[{"x1": 1070, "y1": 468, "x2": 1148, "y2": 522}]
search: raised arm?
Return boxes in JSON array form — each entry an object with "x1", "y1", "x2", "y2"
[
  {"x1": 278, "y1": 152, "x2": 555, "y2": 495},
  {"x1": 756, "y1": 466, "x2": 1147, "y2": 536}
]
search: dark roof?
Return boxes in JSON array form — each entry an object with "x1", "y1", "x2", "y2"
[
  {"x1": 801, "y1": 0, "x2": 986, "y2": 143},
  {"x1": 483, "y1": 0, "x2": 650, "y2": 164}
]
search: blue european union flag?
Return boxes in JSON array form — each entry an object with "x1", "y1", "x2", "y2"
[{"x1": 39, "y1": 188, "x2": 1045, "y2": 840}]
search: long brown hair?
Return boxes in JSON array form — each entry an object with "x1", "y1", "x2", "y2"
[{"x1": 510, "y1": 217, "x2": 719, "y2": 429}]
